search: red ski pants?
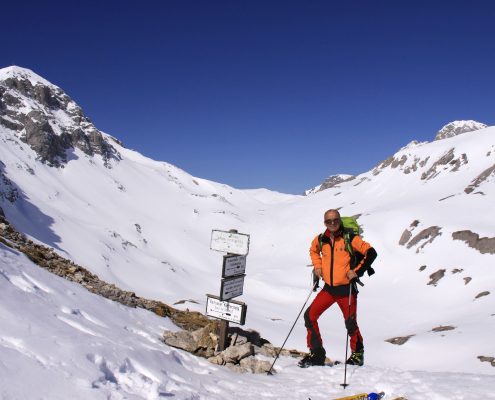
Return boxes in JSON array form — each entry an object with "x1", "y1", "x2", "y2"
[{"x1": 304, "y1": 288, "x2": 363, "y2": 352}]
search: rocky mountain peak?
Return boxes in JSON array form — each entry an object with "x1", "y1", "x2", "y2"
[
  {"x1": 435, "y1": 120, "x2": 488, "y2": 141},
  {"x1": 0, "y1": 66, "x2": 54, "y2": 88},
  {"x1": 304, "y1": 174, "x2": 355, "y2": 195},
  {"x1": 0, "y1": 66, "x2": 120, "y2": 167}
]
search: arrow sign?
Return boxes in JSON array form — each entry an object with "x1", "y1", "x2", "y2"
[
  {"x1": 206, "y1": 295, "x2": 247, "y2": 325},
  {"x1": 220, "y1": 274, "x2": 245, "y2": 301},
  {"x1": 210, "y1": 230, "x2": 250, "y2": 255},
  {"x1": 222, "y1": 255, "x2": 247, "y2": 278}
]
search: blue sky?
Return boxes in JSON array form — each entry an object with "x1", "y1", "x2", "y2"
[{"x1": 3, "y1": 1, "x2": 495, "y2": 193}]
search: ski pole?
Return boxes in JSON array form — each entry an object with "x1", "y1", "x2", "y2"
[
  {"x1": 267, "y1": 278, "x2": 319, "y2": 375},
  {"x1": 340, "y1": 280, "x2": 354, "y2": 389}
]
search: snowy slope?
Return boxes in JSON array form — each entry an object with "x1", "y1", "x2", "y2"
[
  {"x1": 2, "y1": 243, "x2": 495, "y2": 400},
  {"x1": 1, "y1": 66, "x2": 495, "y2": 386}
]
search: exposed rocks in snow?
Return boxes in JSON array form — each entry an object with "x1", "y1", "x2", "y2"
[
  {"x1": 463, "y1": 277, "x2": 472, "y2": 285},
  {"x1": 423, "y1": 149, "x2": 470, "y2": 179},
  {"x1": 464, "y1": 163, "x2": 495, "y2": 194},
  {"x1": 434, "y1": 120, "x2": 488, "y2": 141},
  {"x1": 399, "y1": 220, "x2": 420, "y2": 246},
  {"x1": 372, "y1": 152, "x2": 430, "y2": 176},
  {"x1": 475, "y1": 291, "x2": 490, "y2": 300},
  {"x1": 451, "y1": 268, "x2": 463, "y2": 274},
  {"x1": 173, "y1": 299, "x2": 200, "y2": 305},
  {"x1": 0, "y1": 212, "x2": 300, "y2": 374},
  {"x1": 452, "y1": 230, "x2": 495, "y2": 254},
  {"x1": 353, "y1": 176, "x2": 370, "y2": 186},
  {"x1": 427, "y1": 269, "x2": 446, "y2": 286},
  {"x1": 431, "y1": 325, "x2": 456, "y2": 333},
  {"x1": 438, "y1": 194, "x2": 456, "y2": 201},
  {"x1": 110, "y1": 231, "x2": 137, "y2": 250},
  {"x1": 405, "y1": 226, "x2": 442, "y2": 253},
  {"x1": 419, "y1": 265, "x2": 427, "y2": 271},
  {"x1": 477, "y1": 356, "x2": 495, "y2": 367},
  {"x1": 385, "y1": 335, "x2": 415, "y2": 345},
  {"x1": 0, "y1": 164, "x2": 20, "y2": 203},
  {"x1": 163, "y1": 324, "x2": 287, "y2": 374},
  {"x1": 0, "y1": 67, "x2": 121, "y2": 167},
  {"x1": 0, "y1": 212, "x2": 211, "y2": 332},
  {"x1": 304, "y1": 174, "x2": 355, "y2": 195}
]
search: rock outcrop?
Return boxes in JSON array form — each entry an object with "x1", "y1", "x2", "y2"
[
  {"x1": 434, "y1": 120, "x2": 488, "y2": 141},
  {"x1": 452, "y1": 230, "x2": 495, "y2": 254},
  {"x1": 0, "y1": 211, "x2": 305, "y2": 374},
  {"x1": 0, "y1": 66, "x2": 121, "y2": 167}
]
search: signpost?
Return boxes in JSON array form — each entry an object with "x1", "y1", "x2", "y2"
[
  {"x1": 207, "y1": 229, "x2": 250, "y2": 350},
  {"x1": 206, "y1": 295, "x2": 247, "y2": 325},
  {"x1": 210, "y1": 230, "x2": 250, "y2": 256},
  {"x1": 222, "y1": 255, "x2": 246, "y2": 278},
  {"x1": 220, "y1": 274, "x2": 245, "y2": 301}
]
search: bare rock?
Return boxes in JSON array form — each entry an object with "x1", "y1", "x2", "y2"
[
  {"x1": 207, "y1": 354, "x2": 225, "y2": 366},
  {"x1": 465, "y1": 164, "x2": 495, "y2": 194},
  {"x1": 431, "y1": 325, "x2": 456, "y2": 332},
  {"x1": 427, "y1": 269, "x2": 446, "y2": 286},
  {"x1": 475, "y1": 291, "x2": 490, "y2": 300},
  {"x1": 385, "y1": 335, "x2": 414, "y2": 345},
  {"x1": 239, "y1": 356, "x2": 272, "y2": 374},
  {"x1": 256, "y1": 343, "x2": 277, "y2": 358},
  {"x1": 407, "y1": 226, "x2": 442, "y2": 251},
  {"x1": 478, "y1": 356, "x2": 495, "y2": 367},
  {"x1": 163, "y1": 330, "x2": 198, "y2": 353},
  {"x1": 399, "y1": 220, "x2": 420, "y2": 246},
  {"x1": 464, "y1": 277, "x2": 472, "y2": 285},
  {"x1": 452, "y1": 230, "x2": 495, "y2": 254},
  {"x1": 221, "y1": 343, "x2": 254, "y2": 364},
  {"x1": 399, "y1": 229, "x2": 412, "y2": 246},
  {"x1": 421, "y1": 148, "x2": 455, "y2": 180}
]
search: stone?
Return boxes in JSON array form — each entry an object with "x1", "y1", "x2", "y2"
[
  {"x1": 207, "y1": 355, "x2": 225, "y2": 366},
  {"x1": 385, "y1": 335, "x2": 415, "y2": 345},
  {"x1": 427, "y1": 269, "x2": 446, "y2": 286},
  {"x1": 163, "y1": 330, "x2": 198, "y2": 353},
  {"x1": 221, "y1": 343, "x2": 253, "y2": 364},
  {"x1": 239, "y1": 356, "x2": 272, "y2": 374}
]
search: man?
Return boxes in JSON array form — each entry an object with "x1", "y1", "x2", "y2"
[{"x1": 298, "y1": 209, "x2": 377, "y2": 368}]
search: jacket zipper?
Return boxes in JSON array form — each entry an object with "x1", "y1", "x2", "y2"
[{"x1": 329, "y1": 239, "x2": 334, "y2": 286}]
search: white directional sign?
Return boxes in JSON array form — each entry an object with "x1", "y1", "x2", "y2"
[
  {"x1": 222, "y1": 255, "x2": 247, "y2": 278},
  {"x1": 206, "y1": 295, "x2": 247, "y2": 325},
  {"x1": 220, "y1": 274, "x2": 245, "y2": 301},
  {"x1": 210, "y1": 230, "x2": 250, "y2": 256}
]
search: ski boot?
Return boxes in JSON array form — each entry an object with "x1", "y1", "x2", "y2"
[
  {"x1": 298, "y1": 347, "x2": 326, "y2": 368},
  {"x1": 346, "y1": 350, "x2": 364, "y2": 366}
]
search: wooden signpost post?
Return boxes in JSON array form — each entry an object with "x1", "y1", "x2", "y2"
[{"x1": 207, "y1": 229, "x2": 250, "y2": 351}]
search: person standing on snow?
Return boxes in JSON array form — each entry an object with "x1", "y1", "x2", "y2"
[{"x1": 298, "y1": 209, "x2": 377, "y2": 368}]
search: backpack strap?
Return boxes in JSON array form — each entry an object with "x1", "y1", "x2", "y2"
[{"x1": 342, "y1": 228, "x2": 355, "y2": 255}]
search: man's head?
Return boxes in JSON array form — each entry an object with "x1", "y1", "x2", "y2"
[{"x1": 324, "y1": 209, "x2": 341, "y2": 233}]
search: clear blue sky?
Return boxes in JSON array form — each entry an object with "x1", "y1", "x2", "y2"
[{"x1": 3, "y1": 0, "x2": 495, "y2": 193}]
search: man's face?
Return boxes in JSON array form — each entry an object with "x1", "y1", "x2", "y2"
[{"x1": 324, "y1": 211, "x2": 341, "y2": 233}]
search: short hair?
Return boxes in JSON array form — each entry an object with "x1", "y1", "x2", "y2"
[{"x1": 324, "y1": 209, "x2": 341, "y2": 217}]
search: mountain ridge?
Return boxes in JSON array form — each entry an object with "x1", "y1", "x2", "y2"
[{"x1": 0, "y1": 67, "x2": 494, "y2": 376}]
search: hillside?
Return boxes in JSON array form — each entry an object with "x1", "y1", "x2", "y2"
[{"x1": 1, "y1": 66, "x2": 494, "y2": 381}]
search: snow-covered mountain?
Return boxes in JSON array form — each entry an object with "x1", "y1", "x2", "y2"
[
  {"x1": 1, "y1": 66, "x2": 494, "y2": 398},
  {"x1": 304, "y1": 174, "x2": 355, "y2": 195},
  {"x1": 434, "y1": 120, "x2": 488, "y2": 141}
]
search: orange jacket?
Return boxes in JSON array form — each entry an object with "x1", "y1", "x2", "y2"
[{"x1": 309, "y1": 232, "x2": 372, "y2": 287}]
